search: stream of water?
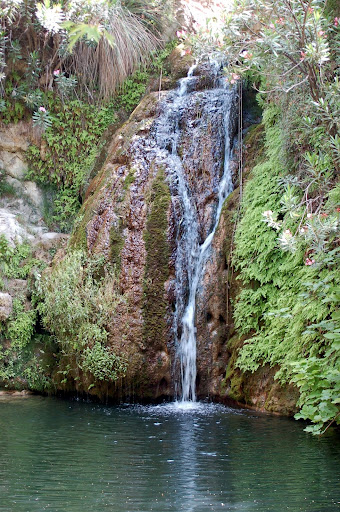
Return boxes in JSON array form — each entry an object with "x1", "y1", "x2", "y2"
[
  {"x1": 1, "y1": 395, "x2": 339, "y2": 512},
  {"x1": 156, "y1": 63, "x2": 235, "y2": 401}
]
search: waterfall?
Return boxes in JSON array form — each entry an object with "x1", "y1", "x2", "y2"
[{"x1": 155, "y1": 62, "x2": 236, "y2": 402}]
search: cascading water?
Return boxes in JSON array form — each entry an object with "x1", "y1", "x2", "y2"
[
  {"x1": 155, "y1": 62, "x2": 236, "y2": 403},
  {"x1": 179, "y1": 83, "x2": 234, "y2": 402}
]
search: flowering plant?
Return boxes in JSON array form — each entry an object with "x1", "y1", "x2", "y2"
[{"x1": 32, "y1": 106, "x2": 52, "y2": 130}]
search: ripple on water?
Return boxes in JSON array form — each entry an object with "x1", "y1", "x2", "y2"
[
  {"x1": 0, "y1": 396, "x2": 339, "y2": 512},
  {"x1": 128, "y1": 401, "x2": 242, "y2": 417}
]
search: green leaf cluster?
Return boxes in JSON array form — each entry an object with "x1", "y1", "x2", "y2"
[
  {"x1": 233, "y1": 105, "x2": 340, "y2": 434},
  {"x1": 115, "y1": 70, "x2": 149, "y2": 112},
  {"x1": 6, "y1": 299, "x2": 36, "y2": 351},
  {"x1": 0, "y1": 297, "x2": 53, "y2": 393},
  {"x1": 0, "y1": 235, "x2": 43, "y2": 281},
  {"x1": 81, "y1": 343, "x2": 127, "y2": 382},
  {"x1": 36, "y1": 250, "x2": 127, "y2": 385},
  {"x1": 26, "y1": 99, "x2": 117, "y2": 231}
]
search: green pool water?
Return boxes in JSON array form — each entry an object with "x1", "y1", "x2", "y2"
[{"x1": 0, "y1": 396, "x2": 339, "y2": 511}]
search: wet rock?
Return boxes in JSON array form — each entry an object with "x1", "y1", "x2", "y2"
[
  {"x1": 31, "y1": 232, "x2": 68, "y2": 263},
  {"x1": 66, "y1": 88, "x2": 174, "y2": 400},
  {"x1": 4, "y1": 175, "x2": 24, "y2": 194},
  {"x1": 0, "y1": 121, "x2": 49, "y2": 246},
  {"x1": 0, "y1": 208, "x2": 35, "y2": 245},
  {"x1": 0, "y1": 389, "x2": 34, "y2": 398},
  {"x1": 168, "y1": 45, "x2": 195, "y2": 79},
  {"x1": 195, "y1": 189, "x2": 238, "y2": 399},
  {"x1": 0, "y1": 122, "x2": 31, "y2": 153},
  {"x1": 242, "y1": 366, "x2": 299, "y2": 416},
  {"x1": 6, "y1": 279, "x2": 28, "y2": 299}
]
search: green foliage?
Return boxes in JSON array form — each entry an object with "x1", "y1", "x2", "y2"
[
  {"x1": 53, "y1": 71, "x2": 78, "y2": 99},
  {"x1": 6, "y1": 299, "x2": 36, "y2": 350},
  {"x1": 213, "y1": 0, "x2": 335, "y2": 101},
  {"x1": 0, "y1": 294, "x2": 53, "y2": 392},
  {"x1": 233, "y1": 104, "x2": 340, "y2": 435},
  {"x1": 81, "y1": 343, "x2": 127, "y2": 382},
  {"x1": 26, "y1": 99, "x2": 117, "y2": 231},
  {"x1": 32, "y1": 107, "x2": 52, "y2": 131},
  {"x1": 36, "y1": 250, "x2": 127, "y2": 384},
  {"x1": 0, "y1": 235, "x2": 42, "y2": 279},
  {"x1": 0, "y1": 333, "x2": 54, "y2": 392},
  {"x1": 151, "y1": 39, "x2": 179, "y2": 73},
  {"x1": 0, "y1": 234, "x2": 51, "y2": 390},
  {"x1": 292, "y1": 357, "x2": 340, "y2": 435},
  {"x1": 21, "y1": 354, "x2": 53, "y2": 392},
  {"x1": 62, "y1": 21, "x2": 115, "y2": 52},
  {"x1": 115, "y1": 71, "x2": 149, "y2": 112},
  {"x1": 1, "y1": 0, "x2": 164, "y2": 111}
]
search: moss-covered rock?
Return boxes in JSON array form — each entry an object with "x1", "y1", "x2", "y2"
[{"x1": 143, "y1": 168, "x2": 171, "y2": 349}]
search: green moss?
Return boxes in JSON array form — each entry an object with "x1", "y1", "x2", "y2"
[
  {"x1": 243, "y1": 123, "x2": 265, "y2": 167},
  {"x1": 68, "y1": 217, "x2": 87, "y2": 250},
  {"x1": 142, "y1": 168, "x2": 170, "y2": 348},
  {"x1": 228, "y1": 373, "x2": 245, "y2": 402},
  {"x1": 219, "y1": 189, "x2": 238, "y2": 261},
  {"x1": 123, "y1": 168, "x2": 136, "y2": 191},
  {"x1": 110, "y1": 224, "x2": 124, "y2": 268},
  {"x1": 223, "y1": 334, "x2": 244, "y2": 401}
]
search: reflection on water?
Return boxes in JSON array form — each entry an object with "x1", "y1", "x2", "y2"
[{"x1": 0, "y1": 396, "x2": 339, "y2": 511}]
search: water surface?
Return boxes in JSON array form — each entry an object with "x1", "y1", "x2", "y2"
[{"x1": 0, "y1": 396, "x2": 339, "y2": 511}]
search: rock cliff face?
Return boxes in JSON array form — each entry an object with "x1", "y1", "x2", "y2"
[
  {"x1": 0, "y1": 122, "x2": 69, "y2": 247},
  {"x1": 0, "y1": 122, "x2": 45, "y2": 245},
  {"x1": 0, "y1": 62, "x2": 299, "y2": 416},
  {"x1": 66, "y1": 63, "x2": 239, "y2": 400},
  {"x1": 0, "y1": 123, "x2": 68, "y2": 332},
  {"x1": 64, "y1": 68, "x2": 298, "y2": 415},
  {"x1": 69, "y1": 93, "x2": 174, "y2": 399}
]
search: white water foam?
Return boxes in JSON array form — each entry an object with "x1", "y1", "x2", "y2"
[{"x1": 155, "y1": 62, "x2": 235, "y2": 402}]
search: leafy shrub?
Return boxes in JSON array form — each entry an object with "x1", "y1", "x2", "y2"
[
  {"x1": 115, "y1": 70, "x2": 149, "y2": 112},
  {"x1": 0, "y1": 335, "x2": 54, "y2": 392},
  {"x1": 36, "y1": 250, "x2": 127, "y2": 385},
  {"x1": 81, "y1": 343, "x2": 127, "y2": 382},
  {"x1": 6, "y1": 299, "x2": 36, "y2": 350},
  {"x1": 0, "y1": 235, "x2": 43, "y2": 279},
  {"x1": 26, "y1": 99, "x2": 117, "y2": 231},
  {"x1": 233, "y1": 105, "x2": 340, "y2": 435}
]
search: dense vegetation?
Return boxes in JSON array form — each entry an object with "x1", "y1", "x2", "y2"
[
  {"x1": 191, "y1": 0, "x2": 339, "y2": 434},
  {"x1": 35, "y1": 250, "x2": 128, "y2": 387},
  {"x1": 0, "y1": 0, "x2": 173, "y2": 391},
  {"x1": 1, "y1": 0, "x2": 173, "y2": 229},
  {"x1": 0, "y1": 0, "x2": 339, "y2": 435}
]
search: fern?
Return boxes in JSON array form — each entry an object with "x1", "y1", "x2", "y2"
[{"x1": 233, "y1": 105, "x2": 340, "y2": 434}]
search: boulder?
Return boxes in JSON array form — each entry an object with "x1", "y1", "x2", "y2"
[
  {"x1": 0, "y1": 293, "x2": 13, "y2": 321},
  {"x1": 23, "y1": 181, "x2": 43, "y2": 208},
  {"x1": 0, "y1": 208, "x2": 35, "y2": 246},
  {"x1": 0, "y1": 151, "x2": 28, "y2": 179}
]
